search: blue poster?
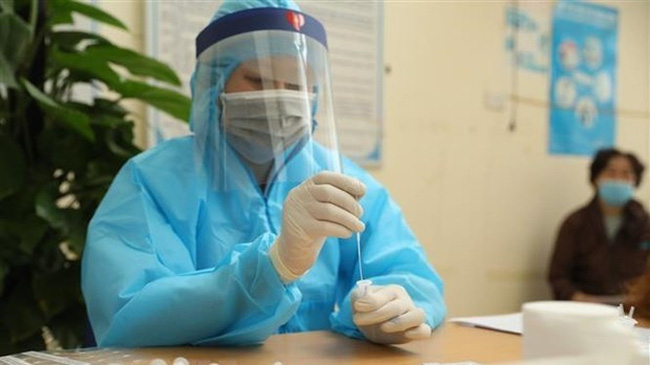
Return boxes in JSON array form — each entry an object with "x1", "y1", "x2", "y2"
[{"x1": 549, "y1": 1, "x2": 618, "y2": 156}]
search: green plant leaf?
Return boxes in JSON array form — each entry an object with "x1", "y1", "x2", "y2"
[
  {"x1": 85, "y1": 161, "x2": 121, "y2": 188},
  {"x1": 32, "y1": 233, "x2": 68, "y2": 273},
  {"x1": 0, "y1": 216, "x2": 49, "y2": 257},
  {"x1": 0, "y1": 183, "x2": 38, "y2": 219},
  {"x1": 51, "y1": 49, "x2": 121, "y2": 87},
  {"x1": 115, "y1": 80, "x2": 191, "y2": 122},
  {"x1": 21, "y1": 78, "x2": 95, "y2": 141},
  {"x1": 18, "y1": 216, "x2": 48, "y2": 255},
  {"x1": 0, "y1": 0, "x2": 15, "y2": 14},
  {"x1": 0, "y1": 261, "x2": 7, "y2": 297},
  {"x1": 0, "y1": 14, "x2": 31, "y2": 65},
  {"x1": 35, "y1": 185, "x2": 65, "y2": 231},
  {"x1": 0, "y1": 63, "x2": 15, "y2": 88},
  {"x1": 62, "y1": 209, "x2": 85, "y2": 255},
  {"x1": 0, "y1": 332, "x2": 45, "y2": 356},
  {"x1": 86, "y1": 44, "x2": 181, "y2": 86},
  {"x1": 103, "y1": 122, "x2": 137, "y2": 157},
  {"x1": 41, "y1": 130, "x2": 91, "y2": 172},
  {"x1": 0, "y1": 234, "x2": 30, "y2": 268},
  {"x1": 50, "y1": 9, "x2": 73, "y2": 26},
  {"x1": 2, "y1": 279, "x2": 45, "y2": 343},
  {"x1": 91, "y1": 113, "x2": 128, "y2": 128},
  {"x1": 34, "y1": 185, "x2": 86, "y2": 255},
  {"x1": 0, "y1": 135, "x2": 25, "y2": 200},
  {"x1": 51, "y1": 30, "x2": 110, "y2": 51},
  {"x1": 33, "y1": 265, "x2": 81, "y2": 319},
  {"x1": 92, "y1": 98, "x2": 129, "y2": 119},
  {"x1": 47, "y1": 303, "x2": 86, "y2": 349},
  {"x1": 50, "y1": 0, "x2": 127, "y2": 30},
  {"x1": 0, "y1": 13, "x2": 32, "y2": 88}
]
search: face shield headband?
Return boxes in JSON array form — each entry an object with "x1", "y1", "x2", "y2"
[{"x1": 196, "y1": 7, "x2": 328, "y2": 59}]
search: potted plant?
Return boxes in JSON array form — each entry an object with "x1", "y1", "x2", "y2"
[{"x1": 0, "y1": 0, "x2": 190, "y2": 353}]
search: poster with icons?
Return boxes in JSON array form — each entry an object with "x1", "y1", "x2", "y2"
[
  {"x1": 548, "y1": 1, "x2": 618, "y2": 156},
  {"x1": 145, "y1": 1, "x2": 384, "y2": 166},
  {"x1": 505, "y1": 2, "x2": 550, "y2": 74}
]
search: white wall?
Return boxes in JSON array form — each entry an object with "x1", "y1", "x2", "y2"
[
  {"x1": 375, "y1": 1, "x2": 650, "y2": 316},
  {"x1": 95, "y1": 1, "x2": 650, "y2": 317}
]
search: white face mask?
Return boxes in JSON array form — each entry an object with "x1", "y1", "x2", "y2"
[{"x1": 220, "y1": 89, "x2": 314, "y2": 164}]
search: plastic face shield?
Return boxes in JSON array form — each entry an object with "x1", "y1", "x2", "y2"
[{"x1": 191, "y1": 8, "x2": 341, "y2": 192}]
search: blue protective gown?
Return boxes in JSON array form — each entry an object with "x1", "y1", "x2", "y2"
[
  {"x1": 81, "y1": 0, "x2": 446, "y2": 348},
  {"x1": 82, "y1": 135, "x2": 446, "y2": 346}
]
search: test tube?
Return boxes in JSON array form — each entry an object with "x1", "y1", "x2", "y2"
[
  {"x1": 356, "y1": 279, "x2": 372, "y2": 297},
  {"x1": 356, "y1": 231, "x2": 363, "y2": 281}
]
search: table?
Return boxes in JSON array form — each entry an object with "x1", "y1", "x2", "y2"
[{"x1": 11, "y1": 324, "x2": 521, "y2": 365}]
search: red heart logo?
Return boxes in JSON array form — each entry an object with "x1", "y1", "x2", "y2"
[{"x1": 285, "y1": 11, "x2": 305, "y2": 31}]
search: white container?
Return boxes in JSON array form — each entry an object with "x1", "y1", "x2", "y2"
[{"x1": 522, "y1": 301, "x2": 637, "y2": 363}]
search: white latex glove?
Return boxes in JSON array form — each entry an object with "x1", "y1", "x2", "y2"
[
  {"x1": 269, "y1": 171, "x2": 366, "y2": 282},
  {"x1": 351, "y1": 284, "x2": 432, "y2": 344}
]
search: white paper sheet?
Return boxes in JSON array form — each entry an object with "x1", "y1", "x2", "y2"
[
  {"x1": 449, "y1": 312, "x2": 523, "y2": 335},
  {"x1": 450, "y1": 311, "x2": 650, "y2": 345}
]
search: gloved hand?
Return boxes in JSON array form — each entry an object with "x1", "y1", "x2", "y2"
[
  {"x1": 270, "y1": 171, "x2": 366, "y2": 282},
  {"x1": 351, "y1": 284, "x2": 432, "y2": 344}
]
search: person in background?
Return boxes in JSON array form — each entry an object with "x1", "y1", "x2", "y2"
[
  {"x1": 81, "y1": 0, "x2": 445, "y2": 347},
  {"x1": 548, "y1": 148, "x2": 650, "y2": 304}
]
